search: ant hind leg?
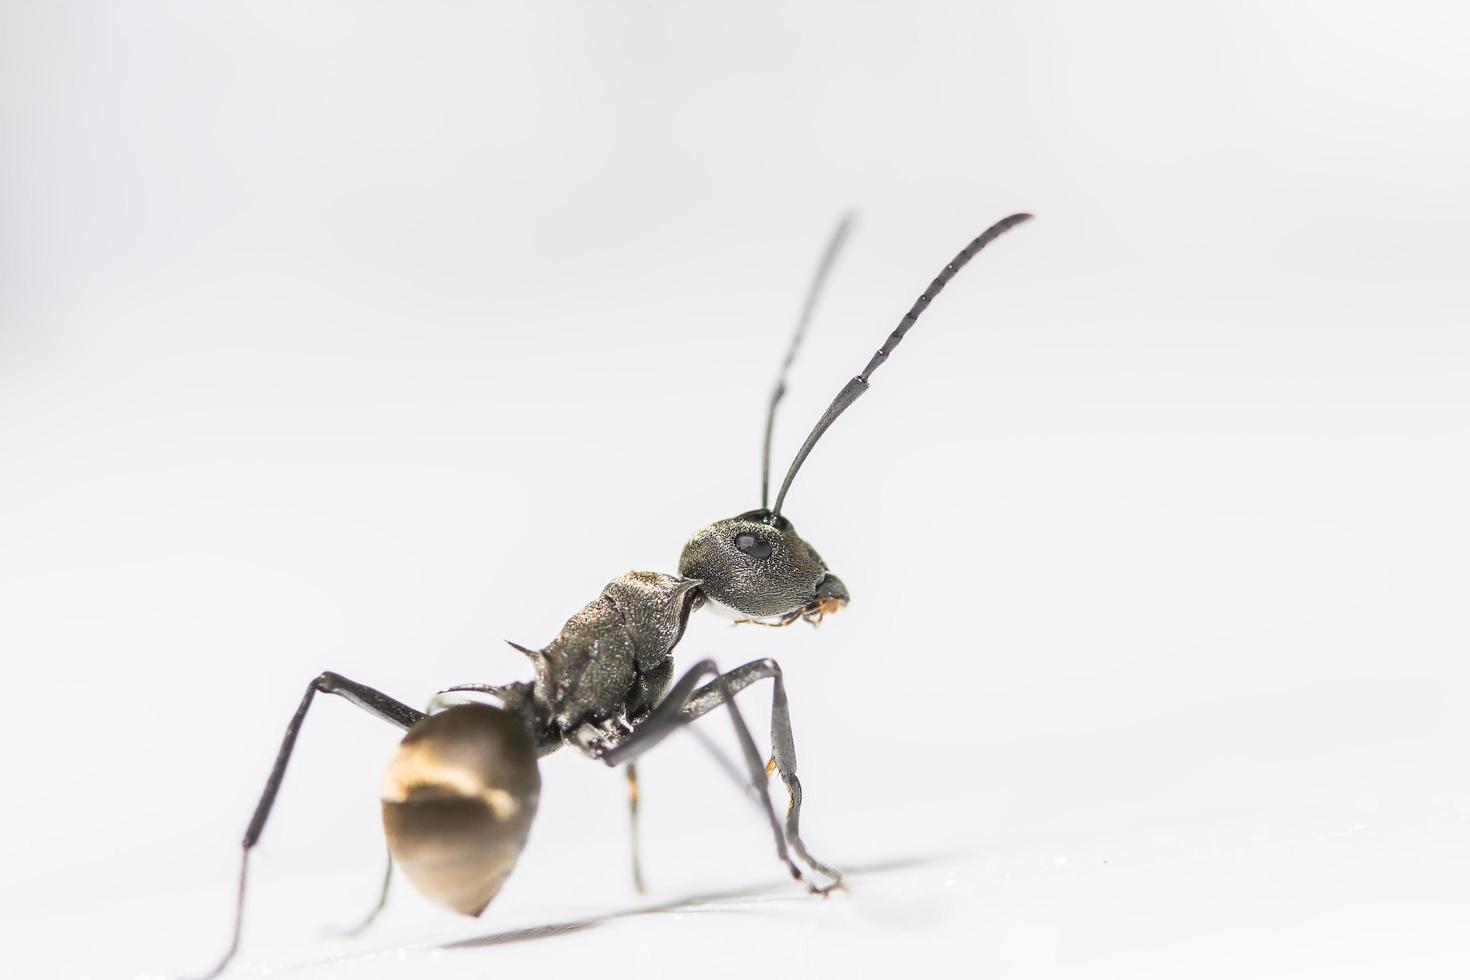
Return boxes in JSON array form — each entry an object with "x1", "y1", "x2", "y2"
[
  {"x1": 189, "y1": 672, "x2": 424, "y2": 980},
  {"x1": 332, "y1": 847, "x2": 393, "y2": 938}
]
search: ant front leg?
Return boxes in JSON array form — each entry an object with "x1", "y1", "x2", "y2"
[
  {"x1": 680, "y1": 658, "x2": 843, "y2": 887},
  {"x1": 599, "y1": 659, "x2": 836, "y2": 893},
  {"x1": 189, "y1": 672, "x2": 424, "y2": 980}
]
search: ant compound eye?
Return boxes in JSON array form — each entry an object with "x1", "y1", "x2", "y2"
[{"x1": 734, "y1": 532, "x2": 773, "y2": 559}]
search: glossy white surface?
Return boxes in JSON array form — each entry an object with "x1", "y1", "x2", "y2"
[{"x1": 2, "y1": 2, "x2": 1467, "y2": 977}]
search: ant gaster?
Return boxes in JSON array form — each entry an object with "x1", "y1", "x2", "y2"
[{"x1": 193, "y1": 211, "x2": 1033, "y2": 978}]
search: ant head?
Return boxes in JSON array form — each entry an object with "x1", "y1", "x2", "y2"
[
  {"x1": 681, "y1": 212, "x2": 1031, "y2": 627},
  {"x1": 679, "y1": 509, "x2": 848, "y2": 625}
]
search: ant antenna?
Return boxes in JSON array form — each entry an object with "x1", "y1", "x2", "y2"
[
  {"x1": 761, "y1": 213, "x2": 857, "y2": 509},
  {"x1": 768, "y1": 212, "x2": 1033, "y2": 519}
]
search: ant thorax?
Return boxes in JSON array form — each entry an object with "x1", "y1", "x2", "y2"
[{"x1": 514, "y1": 571, "x2": 700, "y2": 734}]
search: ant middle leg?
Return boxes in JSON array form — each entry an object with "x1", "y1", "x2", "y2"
[
  {"x1": 599, "y1": 659, "x2": 832, "y2": 892},
  {"x1": 625, "y1": 762, "x2": 647, "y2": 894},
  {"x1": 190, "y1": 671, "x2": 424, "y2": 980}
]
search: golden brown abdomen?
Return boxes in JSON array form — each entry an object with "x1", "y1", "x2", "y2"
[{"x1": 381, "y1": 703, "x2": 541, "y2": 916}]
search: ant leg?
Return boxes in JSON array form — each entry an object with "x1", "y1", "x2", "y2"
[
  {"x1": 681, "y1": 658, "x2": 843, "y2": 887},
  {"x1": 620, "y1": 730, "x2": 753, "y2": 893},
  {"x1": 333, "y1": 847, "x2": 393, "y2": 938},
  {"x1": 601, "y1": 659, "x2": 811, "y2": 889},
  {"x1": 626, "y1": 763, "x2": 647, "y2": 894},
  {"x1": 190, "y1": 672, "x2": 424, "y2": 980}
]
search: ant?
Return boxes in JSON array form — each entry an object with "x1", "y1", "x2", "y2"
[{"x1": 192, "y1": 211, "x2": 1033, "y2": 978}]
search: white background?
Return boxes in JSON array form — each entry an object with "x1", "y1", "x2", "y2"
[{"x1": 2, "y1": 3, "x2": 1467, "y2": 978}]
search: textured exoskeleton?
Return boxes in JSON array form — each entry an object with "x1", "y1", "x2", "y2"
[{"x1": 193, "y1": 211, "x2": 1033, "y2": 980}]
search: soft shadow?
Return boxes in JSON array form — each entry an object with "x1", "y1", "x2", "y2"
[
  {"x1": 278, "y1": 851, "x2": 955, "y2": 974},
  {"x1": 442, "y1": 851, "x2": 954, "y2": 951}
]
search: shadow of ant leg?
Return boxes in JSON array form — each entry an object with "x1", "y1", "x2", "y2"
[
  {"x1": 189, "y1": 672, "x2": 424, "y2": 980},
  {"x1": 679, "y1": 658, "x2": 843, "y2": 888},
  {"x1": 601, "y1": 659, "x2": 809, "y2": 888}
]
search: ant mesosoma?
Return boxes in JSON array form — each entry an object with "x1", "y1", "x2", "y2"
[{"x1": 193, "y1": 211, "x2": 1033, "y2": 978}]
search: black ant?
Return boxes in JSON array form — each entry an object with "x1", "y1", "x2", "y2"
[{"x1": 192, "y1": 211, "x2": 1033, "y2": 978}]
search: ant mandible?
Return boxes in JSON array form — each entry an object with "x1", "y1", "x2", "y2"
[{"x1": 193, "y1": 211, "x2": 1033, "y2": 978}]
